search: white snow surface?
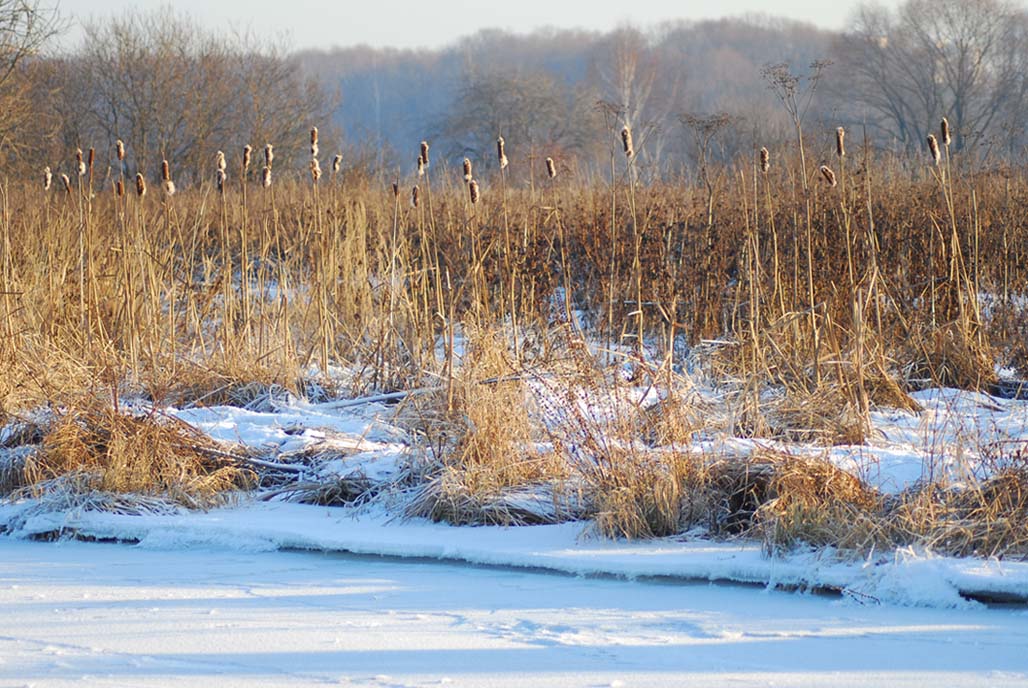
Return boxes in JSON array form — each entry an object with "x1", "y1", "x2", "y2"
[{"x1": 2, "y1": 538, "x2": 1028, "y2": 687}]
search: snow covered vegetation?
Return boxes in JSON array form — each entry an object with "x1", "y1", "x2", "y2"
[{"x1": 4, "y1": 113, "x2": 1028, "y2": 609}]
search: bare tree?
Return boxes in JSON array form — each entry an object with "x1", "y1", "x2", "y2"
[{"x1": 834, "y1": 0, "x2": 1028, "y2": 154}]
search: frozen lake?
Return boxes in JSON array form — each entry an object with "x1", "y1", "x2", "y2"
[{"x1": 1, "y1": 539, "x2": 1027, "y2": 687}]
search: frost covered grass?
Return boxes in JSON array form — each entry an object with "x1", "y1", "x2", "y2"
[{"x1": 3, "y1": 136, "x2": 1028, "y2": 562}]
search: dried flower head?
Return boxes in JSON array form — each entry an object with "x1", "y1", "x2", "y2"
[
  {"x1": 264, "y1": 143, "x2": 274, "y2": 169},
  {"x1": 310, "y1": 158, "x2": 322, "y2": 183},
  {"x1": 116, "y1": 139, "x2": 125, "y2": 162},
  {"x1": 135, "y1": 173, "x2": 146, "y2": 197},
  {"x1": 545, "y1": 156, "x2": 556, "y2": 179},
  {"x1": 469, "y1": 179, "x2": 479, "y2": 204},
  {"x1": 819, "y1": 164, "x2": 837, "y2": 187},
  {"x1": 927, "y1": 134, "x2": 941, "y2": 165},
  {"x1": 61, "y1": 173, "x2": 71, "y2": 194},
  {"x1": 163, "y1": 179, "x2": 176, "y2": 197},
  {"x1": 216, "y1": 169, "x2": 227, "y2": 193},
  {"x1": 43, "y1": 166, "x2": 52, "y2": 190},
  {"x1": 87, "y1": 147, "x2": 95, "y2": 171},
  {"x1": 497, "y1": 136, "x2": 508, "y2": 169},
  {"x1": 941, "y1": 118, "x2": 951, "y2": 147},
  {"x1": 116, "y1": 178, "x2": 124, "y2": 197},
  {"x1": 76, "y1": 148, "x2": 86, "y2": 176},
  {"x1": 463, "y1": 157, "x2": 472, "y2": 182},
  {"x1": 621, "y1": 126, "x2": 634, "y2": 158},
  {"x1": 243, "y1": 144, "x2": 253, "y2": 172},
  {"x1": 420, "y1": 140, "x2": 430, "y2": 167},
  {"x1": 759, "y1": 147, "x2": 770, "y2": 174},
  {"x1": 836, "y1": 127, "x2": 845, "y2": 158},
  {"x1": 411, "y1": 185, "x2": 420, "y2": 208},
  {"x1": 417, "y1": 155, "x2": 425, "y2": 177},
  {"x1": 332, "y1": 154, "x2": 342, "y2": 174},
  {"x1": 216, "y1": 150, "x2": 226, "y2": 173},
  {"x1": 262, "y1": 165, "x2": 272, "y2": 188},
  {"x1": 392, "y1": 180, "x2": 399, "y2": 197},
  {"x1": 310, "y1": 126, "x2": 319, "y2": 158},
  {"x1": 161, "y1": 159, "x2": 170, "y2": 182}
]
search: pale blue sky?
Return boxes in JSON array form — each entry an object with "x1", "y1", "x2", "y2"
[{"x1": 56, "y1": 0, "x2": 897, "y2": 50}]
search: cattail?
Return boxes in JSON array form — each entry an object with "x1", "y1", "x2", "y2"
[
  {"x1": 310, "y1": 158, "x2": 322, "y2": 183},
  {"x1": 497, "y1": 136, "x2": 508, "y2": 170},
  {"x1": 160, "y1": 160, "x2": 175, "y2": 196},
  {"x1": 243, "y1": 144, "x2": 252, "y2": 173},
  {"x1": 392, "y1": 180, "x2": 399, "y2": 197},
  {"x1": 819, "y1": 164, "x2": 837, "y2": 187},
  {"x1": 836, "y1": 127, "x2": 845, "y2": 158},
  {"x1": 332, "y1": 154, "x2": 342, "y2": 174},
  {"x1": 469, "y1": 179, "x2": 480, "y2": 204},
  {"x1": 87, "y1": 148, "x2": 95, "y2": 172},
  {"x1": 264, "y1": 143, "x2": 274, "y2": 169},
  {"x1": 216, "y1": 168, "x2": 227, "y2": 194},
  {"x1": 43, "y1": 166, "x2": 52, "y2": 190},
  {"x1": 116, "y1": 139, "x2": 125, "y2": 162},
  {"x1": 76, "y1": 148, "x2": 86, "y2": 176},
  {"x1": 262, "y1": 165, "x2": 272, "y2": 188},
  {"x1": 417, "y1": 155, "x2": 425, "y2": 177},
  {"x1": 60, "y1": 173, "x2": 71, "y2": 194},
  {"x1": 759, "y1": 147, "x2": 770, "y2": 174},
  {"x1": 927, "y1": 134, "x2": 941, "y2": 165},
  {"x1": 411, "y1": 185, "x2": 420, "y2": 208},
  {"x1": 135, "y1": 172, "x2": 146, "y2": 197},
  {"x1": 545, "y1": 156, "x2": 556, "y2": 179},
  {"x1": 116, "y1": 178, "x2": 124, "y2": 197},
  {"x1": 310, "y1": 126, "x2": 319, "y2": 158},
  {"x1": 621, "y1": 126, "x2": 634, "y2": 158},
  {"x1": 216, "y1": 150, "x2": 226, "y2": 173},
  {"x1": 941, "y1": 118, "x2": 951, "y2": 147},
  {"x1": 420, "y1": 140, "x2": 430, "y2": 167},
  {"x1": 463, "y1": 157, "x2": 472, "y2": 182}
]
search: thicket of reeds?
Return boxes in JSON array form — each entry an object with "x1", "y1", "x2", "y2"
[{"x1": 3, "y1": 125, "x2": 1028, "y2": 556}]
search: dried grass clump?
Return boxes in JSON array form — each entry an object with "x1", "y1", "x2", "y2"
[
  {"x1": 24, "y1": 398, "x2": 251, "y2": 509},
  {"x1": 902, "y1": 322, "x2": 996, "y2": 390},
  {"x1": 403, "y1": 327, "x2": 567, "y2": 525}
]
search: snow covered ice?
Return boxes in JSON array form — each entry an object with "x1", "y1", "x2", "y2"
[{"x1": 2, "y1": 539, "x2": 1028, "y2": 687}]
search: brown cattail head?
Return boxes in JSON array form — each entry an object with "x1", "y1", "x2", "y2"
[
  {"x1": 497, "y1": 136, "x2": 508, "y2": 169},
  {"x1": 216, "y1": 150, "x2": 226, "y2": 173},
  {"x1": 621, "y1": 126, "x2": 634, "y2": 158},
  {"x1": 262, "y1": 165, "x2": 272, "y2": 188},
  {"x1": 417, "y1": 155, "x2": 425, "y2": 177},
  {"x1": 392, "y1": 180, "x2": 399, "y2": 197},
  {"x1": 836, "y1": 127, "x2": 845, "y2": 158},
  {"x1": 76, "y1": 148, "x2": 86, "y2": 176},
  {"x1": 216, "y1": 169, "x2": 227, "y2": 193},
  {"x1": 411, "y1": 185, "x2": 420, "y2": 208},
  {"x1": 420, "y1": 140, "x2": 429, "y2": 167},
  {"x1": 134, "y1": 172, "x2": 146, "y2": 197},
  {"x1": 310, "y1": 126, "x2": 319, "y2": 158},
  {"x1": 819, "y1": 164, "x2": 837, "y2": 187},
  {"x1": 61, "y1": 173, "x2": 71, "y2": 194},
  {"x1": 927, "y1": 134, "x2": 941, "y2": 165},
  {"x1": 87, "y1": 147, "x2": 95, "y2": 171},
  {"x1": 116, "y1": 178, "x2": 124, "y2": 197},
  {"x1": 463, "y1": 157, "x2": 472, "y2": 182},
  {"x1": 469, "y1": 179, "x2": 479, "y2": 204},
  {"x1": 161, "y1": 159, "x2": 170, "y2": 182},
  {"x1": 545, "y1": 156, "x2": 557, "y2": 179},
  {"x1": 759, "y1": 147, "x2": 770, "y2": 174},
  {"x1": 332, "y1": 154, "x2": 342, "y2": 174},
  {"x1": 243, "y1": 144, "x2": 252, "y2": 172},
  {"x1": 264, "y1": 143, "x2": 274, "y2": 169},
  {"x1": 941, "y1": 118, "x2": 951, "y2": 147},
  {"x1": 116, "y1": 139, "x2": 125, "y2": 162},
  {"x1": 43, "y1": 166, "x2": 52, "y2": 190},
  {"x1": 310, "y1": 158, "x2": 322, "y2": 183}
]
